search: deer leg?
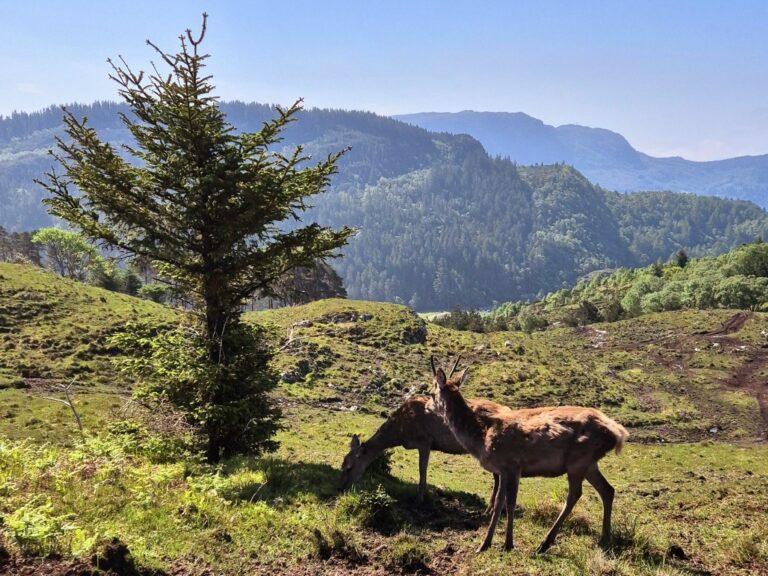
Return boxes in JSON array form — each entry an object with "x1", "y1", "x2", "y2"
[
  {"x1": 484, "y1": 474, "x2": 499, "y2": 515},
  {"x1": 585, "y1": 465, "x2": 615, "y2": 546},
  {"x1": 477, "y1": 473, "x2": 507, "y2": 553},
  {"x1": 536, "y1": 472, "x2": 583, "y2": 554},
  {"x1": 503, "y1": 470, "x2": 521, "y2": 551},
  {"x1": 417, "y1": 446, "x2": 430, "y2": 503}
]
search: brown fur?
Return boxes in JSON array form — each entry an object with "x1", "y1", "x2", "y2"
[
  {"x1": 431, "y1": 367, "x2": 628, "y2": 553},
  {"x1": 339, "y1": 395, "x2": 506, "y2": 505}
]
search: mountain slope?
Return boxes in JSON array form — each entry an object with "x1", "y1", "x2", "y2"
[
  {"x1": 1, "y1": 261, "x2": 765, "y2": 445},
  {"x1": 395, "y1": 111, "x2": 768, "y2": 208},
  {"x1": 2, "y1": 103, "x2": 768, "y2": 309}
]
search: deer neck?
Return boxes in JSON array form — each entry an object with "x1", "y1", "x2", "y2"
[
  {"x1": 361, "y1": 421, "x2": 401, "y2": 462},
  {"x1": 440, "y1": 389, "x2": 486, "y2": 457}
]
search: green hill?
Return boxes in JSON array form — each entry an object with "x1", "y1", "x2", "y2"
[
  {"x1": 0, "y1": 265, "x2": 767, "y2": 575},
  {"x1": 487, "y1": 241, "x2": 768, "y2": 330},
  {"x1": 1, "y1": 262, "x2": 766, "y2": 444}
]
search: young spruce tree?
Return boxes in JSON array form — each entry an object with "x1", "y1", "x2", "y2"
[{"x1": 37, "y1": 15, "x2": 353, "y2": 460}]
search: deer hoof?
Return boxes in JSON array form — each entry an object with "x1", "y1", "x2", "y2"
[
  {"x1": 535, "y1": 541, "x2": 551, "y2": 555},
  {"x1": 475, "y1": 542, "x2": 491, "y2": 554},
  {"x1": 503, "y1": 542, "x2": 514, "y2": 552}
]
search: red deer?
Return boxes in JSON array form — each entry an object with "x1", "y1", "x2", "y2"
[
  {"x1": 340, "y1": 360, "x2": 503, "y2": 506},
  {"x1": 428, "y1": 357, "x2": 628, "y2": 554}
]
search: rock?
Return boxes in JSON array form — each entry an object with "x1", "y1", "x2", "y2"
[
  {"x1": 322, "y1": 311, "x2": 359, "y2": 324},
  {"x1": 281, "y1": 359, "x2": 312, "y2": 383},
  {"x1": 503, "y1": 340, "x2": 513, "y2": 348},
  {"x1": 294, "y1": 319, "x2": 313, "y2": 328},
  {"x1": 360, "y1": 313, "x2": 373, "y2": 321},
  {"x1": 402, "y1": 325, "x2": 427, "y2": 344}
]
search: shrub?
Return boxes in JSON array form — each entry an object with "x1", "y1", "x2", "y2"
[
  {"x1": 518, "y1": 308, "x2": 547, "y2": 333},
  {"x1": 338, "y1": 484, "x2": 397, "y2": 532},
  {"x1": 5, "y1": 497, "x2": 77, "y2": 556},
  {"x1": 137, "y1": 283, "x2": 168, "y2": 304},
  {"x1": 110, "y1": 320, "x2": 281, "y2": 460}
]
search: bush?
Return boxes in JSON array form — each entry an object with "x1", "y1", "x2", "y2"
[
  {"x1": 518, "y1": 307, "x2": 547, "y2": 333},
  {"x1": 110, "y1": 319, "x2": 281, "y2": 460},
  {"x1": 5, "y1": 497, "x2": 77, "y2": 556},
  {"x1": 137, "y1": 283, "x2": 168, "y2": 304},
  {"x1": 432, "y1": 306, "x2": 488, "y2": 332},
  {"x1": 338, "y1": 484, "x2": 397, "y2": 532}
]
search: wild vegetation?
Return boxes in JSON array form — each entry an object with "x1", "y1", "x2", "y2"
[
  {"x1": 435, "y1": 241, "x2": 768, "y2": 334},
  {"x1": 34, "y1": 16, "x2": 352, "y2": 461},
  {"x1": 1, "y1": 262, "x2": 767, "y2": 575}
]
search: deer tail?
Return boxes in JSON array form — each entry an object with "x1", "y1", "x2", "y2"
[{"x1": 603, "y1": 416, "x2": 629, "y2": 455}]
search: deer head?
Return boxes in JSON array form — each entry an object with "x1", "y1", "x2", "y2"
[
  {"x1": 427, "y1": 356, "x2": 468, "y2": 416},
  {"x1": 338, "y1": 434, "x2": 368, "y2": 491}
]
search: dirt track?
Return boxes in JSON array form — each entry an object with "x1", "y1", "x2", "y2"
[{"x1": 604, "y1": 311, "x2": 768, "y2": 438}]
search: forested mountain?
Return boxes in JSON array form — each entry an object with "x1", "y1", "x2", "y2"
[
  {"x1": 2, "y1": 102, "x2": 768, "y2": 309},
  {"x1": 395, "y1": 111, "x2": 768, "y2": 208},
  {"x1": 324, "y1": 162, "x2": 767, "y2": 309}
]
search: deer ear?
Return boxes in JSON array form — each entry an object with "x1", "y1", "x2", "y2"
[
  {"x1": 350, "y1": 434, "x2": 360, "y2": 450},
  {"x1": 458, "y1": 368, "x2": 469, "y2": 386},
  {"x1": 435, "y1": 367, "x2": 447, "y2": 389}
]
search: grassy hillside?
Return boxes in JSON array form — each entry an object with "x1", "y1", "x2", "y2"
[
  {"x1": 1, "y1": 261, "x2": 766, "y2": 443},
  {"x1": 0, "y1": 262, "x2": 178, "y2": 388},
  {"x1": 0, "y1": 264, "x2": 767, "y2": 575}
]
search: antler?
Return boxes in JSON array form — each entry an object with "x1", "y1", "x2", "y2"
[
  {"x1": 430, "y1": 356, "x2": 437, "y2": 376},
  {"x1": 448, "y1": 355, "x2": 462, "y2": 378}
]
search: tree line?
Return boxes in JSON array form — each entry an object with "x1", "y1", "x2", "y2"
[{"x1": 434, "y1": 241, "x2": 768, "y2": 333}]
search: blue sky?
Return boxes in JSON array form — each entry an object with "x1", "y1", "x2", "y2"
[{"x1": 1, "y1": 0, "x2": 767, "y2": 161}]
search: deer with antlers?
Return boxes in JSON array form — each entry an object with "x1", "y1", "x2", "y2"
[
  {"x1": 340, "y1": 358, "x2": 504, "y2": 506},
  {"x1": 428, "y1": 357, "x2": 628, "y2": 554}
]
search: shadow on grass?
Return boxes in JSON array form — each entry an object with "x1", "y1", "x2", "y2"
[
  {"x1": 597, "y1": 516, "x2": 710, "y2": 576},
  {"x1": 220, "y1": 456, "x2": 490, "y2": 533}
]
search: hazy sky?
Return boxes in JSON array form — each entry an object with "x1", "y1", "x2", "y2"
[{"x1": 2, "y1": 0, "x2": 767, "y2": 161}]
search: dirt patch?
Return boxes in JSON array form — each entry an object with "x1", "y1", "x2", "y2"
[
  {"x1": 705, "y1": 311, "x2": 753, "y2": 336},
  {"x1": 724, "y1": 343, "x2": 768, "y2": 437},
  {"x1": 606, "y1": 311, "x2": 768, "y2": 438},
  {"x1": 0, "y1": 556, "x2": 97, "y2": 576}
]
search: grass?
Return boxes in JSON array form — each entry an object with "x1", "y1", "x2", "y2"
[
  {"x1": 2, "y1": 262, "x2": 764, "y2": 443},
  {"x1": 0, "y1": 409, "x2": 766, "y2": 575},
  {"x1": 0, "y1": 262, "x2": 767, "y2": 574},
  {"x1": 0, "y1": 262, "x2": 178, "y2": 390}
]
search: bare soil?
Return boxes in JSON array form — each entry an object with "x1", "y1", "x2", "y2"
[{"x1": 605, "y1": 311, "x2": 768, "y2": 438}]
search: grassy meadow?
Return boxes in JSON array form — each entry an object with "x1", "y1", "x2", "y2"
[{"x1": 1, "y1": 262, "x2": 767, "y2": 575}]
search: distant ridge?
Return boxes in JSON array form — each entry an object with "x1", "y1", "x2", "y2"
[{"x1": 394, "y1": 110, "x2": 768, "y2": 208}]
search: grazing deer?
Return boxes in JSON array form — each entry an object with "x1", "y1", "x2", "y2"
[
  {"x1": 428, "y1": 357, "x2": 628, "y2": 554},
  {"x1": 340, "y1": 359, "x2": 503, "y2": 506}
]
